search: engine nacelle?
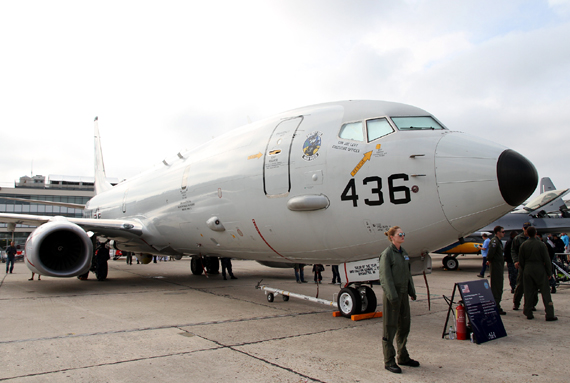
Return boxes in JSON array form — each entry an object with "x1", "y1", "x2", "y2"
[{"x1": 25, "y1": 218, "x2": 93, "y2": 277}]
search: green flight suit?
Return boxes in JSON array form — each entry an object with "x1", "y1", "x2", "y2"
[
  {"x1": 519, "y1": 238, "x2": 556, "y2": 319},
  {"x1": 379, "y1": 244, "x2": 416, "y2": 367},
  {"x1": 486, "y1": 235, "x2": 504, "y2": 309},
  {"x1": 512, "y1": 233, "x2": 533, "y2": 307}
]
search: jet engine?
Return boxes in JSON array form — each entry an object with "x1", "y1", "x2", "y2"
[{"x1": 25, "y1": 218, "x2": 93, "y2": 277}]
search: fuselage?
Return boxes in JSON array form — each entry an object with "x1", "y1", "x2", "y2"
[{"x1": 84, "y1": 101, "x2": 537, "y2": 265}]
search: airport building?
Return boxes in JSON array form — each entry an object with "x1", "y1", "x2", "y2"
[{"x1": 0, "y1": 175, "x2": 116, "y2": 249}]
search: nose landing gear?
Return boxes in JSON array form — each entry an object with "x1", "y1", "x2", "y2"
[{"x1": 337, "y1": 285, "x2": 377, "y2": 318}]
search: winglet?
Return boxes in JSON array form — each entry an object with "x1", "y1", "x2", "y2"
[{"x1": 94, "y1": 117, "x2": 113, "y2": 195}]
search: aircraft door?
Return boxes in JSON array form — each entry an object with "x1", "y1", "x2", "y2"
[{"x1": 263, "y1": 116, "x2": 304, "y2": 197}]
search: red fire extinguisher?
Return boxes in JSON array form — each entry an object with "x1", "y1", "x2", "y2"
[{"x1": 456, "y1": 301, "x2": 467, "y2": 340}]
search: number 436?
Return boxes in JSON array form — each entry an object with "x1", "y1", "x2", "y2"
[{"x1": 341, "y1": 174, "x2": 411, "y2": 207}]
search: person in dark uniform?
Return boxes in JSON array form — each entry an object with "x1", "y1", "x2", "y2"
[
  {"x1": 504, "y1": 231, "x2": 518, "y2": 293},
  {"x1": 552, "y1": 234, "x2": 566, "y2": 263},
  {"x1": 519, "y1": 226, "x2": 557, "y2": 321},
  {"x1": 5, "y1": 241, "x2": 17, "y2": 274},
  {"x1": 486, "y1": 226, "x2": 506, "y2": 314},
  {"x1": 331, "y1": 264, "x2": 341, "y2": 284},
  {"x1": 294, "y1": 263, "x2": 307, "y2": 283},
  {"x1": 96, "y1": 241, "x2": 110, "y2": 278},
  {"x1": 312, "y1": 264, "x2": 324, "y2": 283},
  {"x1": 544, "y1": 235, "x2": 557, "y2": 293},
  {"x1": 378, "y1": 226, "x2": 419, "y2": 374},
  {"x1": 512, "y1": 222, "x2": 537, "y2": 311},
  {"x1": 221, "y1": 257, "x2": 237, "y2": 280}
]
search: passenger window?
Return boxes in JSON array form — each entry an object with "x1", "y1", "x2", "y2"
[
  {"x1": 339, "y1": 121, "x2": 364, "y2": 141},
  {"x1": 367, "y1": 118, "x2": 394, "y2": 141}
]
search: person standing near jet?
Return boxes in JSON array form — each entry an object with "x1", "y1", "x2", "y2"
[
  {"x1": 512, "y1": 222, "x2": 537, "y2": 311},
  {"x1": 5, "y1": 241, "x2": 17, "y2": 274},
  {"x1": 560, "y1": 233, "x2": 570, "y2": 253},
  {"x1": 29, "y1": 272, "x2": 41, "y2": 281},
  {"x1": 125, "y1": 251, "x2": 133, "y2": 265},
  {"x1": 331, "y1": 264, "x2": 341, "y2": 285},
  {"x1": 294, "y1": 263, "x2": 307, "y2": 283},
  {"x1": 476, "y1": 233, "x2": 490, "y2": 278},
  {"x1": 504, "y1": 231, "x2": 518, "y2": 293},
  {"x1": 378, "y1": 226, "x2": 419, "y2": 374},
  {"x1": 486, "y1": 226, "x2": 506, "y2": 314},
  {"x1": 553, "y1": 234, "x2": 566, "y2": 264},
  {"x1": 221, "y1": 257, "x2": 237, "y2": 280},
  {"x1": 544, "y1": 234, "x2": 558, "y2": 293},
  {"x1": 312, "y1": 264, "x2": 324, "y2": 284},
  {"x1": 519, "y1": 226, "x2": 557, "y2": 321}
]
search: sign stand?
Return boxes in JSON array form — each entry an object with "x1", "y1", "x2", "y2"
[{"x1": 442, "y1": 279, "x2": 507, "y2": 344}]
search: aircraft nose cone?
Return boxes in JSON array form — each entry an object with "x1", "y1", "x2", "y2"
[
  {"x1": 435, "y1": 132, "x2": 537, "y2": 235},
  {"x1": 497, "y1": 149, "x2": 538, "y2": 206}
]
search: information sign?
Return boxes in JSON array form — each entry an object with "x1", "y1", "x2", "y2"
[{"x1": 457, "y1": 279, "x2": 507, "y2": 344}]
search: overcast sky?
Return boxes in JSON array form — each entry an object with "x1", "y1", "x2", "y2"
[{"x1": 1, "y1": 0, "x2": 569, "y2": 199}]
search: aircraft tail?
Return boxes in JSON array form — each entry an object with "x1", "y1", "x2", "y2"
[
  {"x1": 94, "y1": 117, "x2": 113, "y2": 195},
  {"x1": 540, "y1": 177, "x2": 556, "y2": 193}
]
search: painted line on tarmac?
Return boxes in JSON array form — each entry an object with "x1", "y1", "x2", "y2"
[
  {"x1": 0, "y1": 318, "x2": 341, "y2": 382},
  {"x1": 0, "y1": 310, "x2": 341, "y2": 345},
  {"x1": 185, "y1": 329, "x2": 329, "y2": 383},
  {"x1": 0, "y1": 345, "x2": 226, "y2": 382}
]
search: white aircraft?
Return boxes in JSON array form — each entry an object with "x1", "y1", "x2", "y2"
[{"x1": 0, "y1": 100, "x2": 537, "y2": 316}]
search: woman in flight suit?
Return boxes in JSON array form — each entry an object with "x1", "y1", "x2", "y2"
[{"x1": 378, "y1": 226, "x2": 420, "y2": 374}]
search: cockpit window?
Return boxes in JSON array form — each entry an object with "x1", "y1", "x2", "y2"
[
  {"x1": 367, "y1": 118, "x2": 394, "y2": 141},
  {"x1": 391, "y1": 116, "x2": 445, "y2": 130},
  {"x1": 339, "y1": 121, "x2": 364, "y2": 141},
  {"x1": 522, "y1": 188, "x2": 570, "y2": 212}
]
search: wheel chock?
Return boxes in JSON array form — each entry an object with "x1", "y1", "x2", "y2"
[{"x1": 332, "y1": 311, "x2": 383, "y2": 321}]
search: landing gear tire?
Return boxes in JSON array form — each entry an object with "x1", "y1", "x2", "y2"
[
  {"x1": 205, "y1": 256, "x2": 220, "y2": 274},
  {"x1": 191, "y1": 257, "x2": 203, "y2": 275},
  {"x1": 359, "y1": 286, "x2": 377, "y2": 314},
  {"x1": 267, "y1": 293, "x2": 274, "y2": 302},
  {"x1": 96, "y1": 260, "x2": 108, "y2": 281},
  {"x1": 337, "y1": 287, "x2": 362, "y2": 318},
  {"x1": 442, "y1": 256, "x2": 459, "y2": 271},
  {"x1": 282, "y1": 295, "x2": 289, "y2": 302}
]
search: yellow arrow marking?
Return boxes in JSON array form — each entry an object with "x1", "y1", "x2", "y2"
[
  {"x1": 248, "y1": 152, "x2": 263, "y2": 160},
  {"x1": 351, "y1": 151, "x2": 373, "y2": 177}
]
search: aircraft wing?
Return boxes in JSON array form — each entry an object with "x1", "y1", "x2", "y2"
[
  {"x1": 68, "y1": 217, "x2": 143, "y2": 236},
  {"x1": 0, "y1": 213, "x2": 143, "y2": 237},
  {"x1": 0, "y1": 213, "x2": 52, "y2": 226}
]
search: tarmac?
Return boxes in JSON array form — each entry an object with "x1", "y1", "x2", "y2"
[{"x1": 0, "y1": 254, "x2": 567, "y2": 383}]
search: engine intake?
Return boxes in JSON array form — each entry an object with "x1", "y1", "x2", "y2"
[{"x1": 25, "y1": 219, "x2": 93, "y2": 277}]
